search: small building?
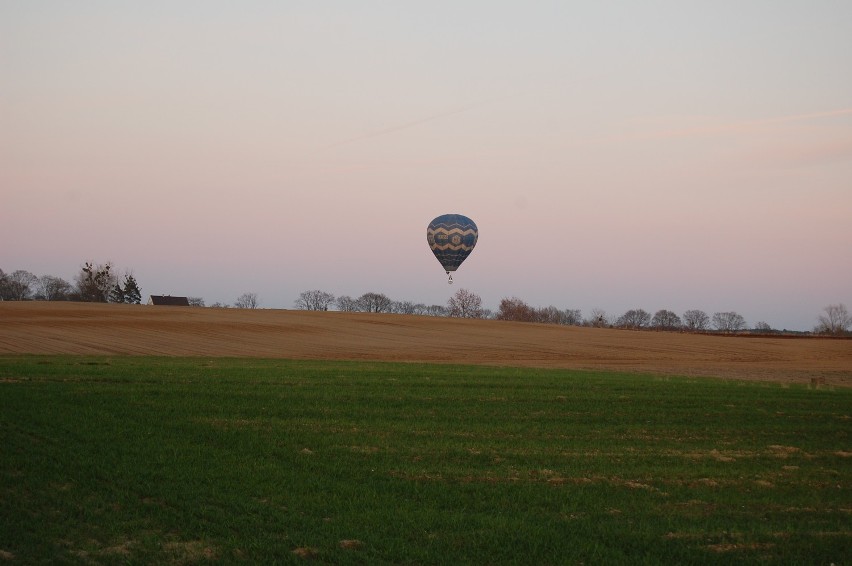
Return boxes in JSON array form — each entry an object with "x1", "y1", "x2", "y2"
[{"x1": 147, "y1": 295, "x2": 190, "y2": 306}]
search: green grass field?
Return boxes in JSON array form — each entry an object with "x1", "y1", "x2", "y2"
[{"x1": 1, "y1": 356, "x2": 849, "y2": 564}]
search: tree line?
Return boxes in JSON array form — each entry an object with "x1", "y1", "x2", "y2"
[
  {"x1": 3, "y1": 265, "x2": 849, "y2": 335},
  {"x1": 0, "y1": 263, "x2": 141, "y2": 304},
  {"x1": 294, "y1": 289, "x2": 467, "y2": 317},
  {"x1": 0, "y1": 264, "x2": 258, "y2": 309},
  {"x1": 294, "y1": 289, "x2": 851, "y2": 336}
]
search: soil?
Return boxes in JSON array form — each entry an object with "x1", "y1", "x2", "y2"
[{"x1": 1, "y1": 302, "x2": 849, "y2": 386}]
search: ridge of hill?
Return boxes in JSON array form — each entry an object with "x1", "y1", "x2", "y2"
[{"x1": 1, "y1": 302, "x2": 849, "y2": 386}]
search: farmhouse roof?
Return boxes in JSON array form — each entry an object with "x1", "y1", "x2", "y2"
[{"x1": 148, "y1": 295, "x2": 190, "y2": 306}]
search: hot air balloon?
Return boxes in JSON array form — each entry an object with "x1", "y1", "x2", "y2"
[{"x1": 426, "y1": 214, "x2": 478, "y2": 284}]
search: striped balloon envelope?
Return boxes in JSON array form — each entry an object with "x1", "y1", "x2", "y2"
[{"x1": 426, "y1": 214, "x2": 478, "y2": 284}]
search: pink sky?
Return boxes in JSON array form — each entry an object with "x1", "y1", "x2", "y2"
[{"x1": 2, "y1": 1, "x2": 851, "y2": 330}]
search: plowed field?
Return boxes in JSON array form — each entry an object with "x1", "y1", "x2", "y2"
[{"x1": 1, "y1": 302, "x2": 849, "y2": 386}]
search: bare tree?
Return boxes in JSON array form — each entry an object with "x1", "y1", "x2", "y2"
[
  {"x1": 335, "y1": 295, "x2": 358, "y2": 312},
  {"x1": 295, "y1": 290, "x2": 336, "y2": 311},
  {"x1": 411, "y1": 303, "x2": 429, "y2": 315},
  {"x1": 754, "y1": 321, "x2": 774, "y2": 333},
  {"x1": 712, "y1": 311, "x2": 747, "y2": 333},
  {"x1": 814, "y1": 303, "x2": 851, "y2": 335},
  {"x1": 651, "y1": 309, "x2": 682, "y2": 330},
  {"x1": 234, "y1": 292, "x2": 259, "y2": 309},
  {"x1": 425, "y1": 305, "x2": 448, "y2": 317},
  {"x1": 391, "y1": 300, "x2": 418, "y2": 315},
  {"x1": 616, "y1": 309, "x2": 651, "y2": 329},
  {"x1": 75, "y1": 262, "x2": 116, "y2": 302},
  {"x1": 188, "y1": 297, "x2": 205, "y2": 307},
  {"x1": 586, "y1": 308, "x2": 610, "y2": 328},
  {"x1": 497, "y1": 297, "x2": 536, "y2": 322},
  {"x1": 357, "y1": 292, "x2": 392, "y2": 313},
  {"x1": 562, "y1": 309, "x2": 583, "y2": 326},
  {"x1": 447, "y1": 288, "x2": 483, "y2": 318},
  {"x1": 36, "y1": 275, "x2": 73, "y2": 301},
  {"x1": 682, "y1": 309, "x2": 710, "y2": 331},
  {"x1": 536, "y1": 306, "x2": 562, "y2": 324},
  {"x1": 3, "y1": 270, "x2": 39, "y2": 300}
]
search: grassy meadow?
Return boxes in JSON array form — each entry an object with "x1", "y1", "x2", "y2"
[{"x1": 1, "y1": 356, "x2": 849, "y2": 564}]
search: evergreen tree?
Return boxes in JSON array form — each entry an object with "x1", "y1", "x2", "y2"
[
  {"x1": 108, "y1": 283, "x2": 125, "y2": 303},
  {"x1": 123, "y1": 274, "x2": 142, "y2": 304}
]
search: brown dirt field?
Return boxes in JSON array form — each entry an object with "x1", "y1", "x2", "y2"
[{"x1": 1, "y1": 302, "x2": 850, "y2": 386}]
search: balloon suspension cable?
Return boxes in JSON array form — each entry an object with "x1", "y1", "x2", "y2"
[{"x1": 447, "y1": 272, "x2": 453, "y2": 285}]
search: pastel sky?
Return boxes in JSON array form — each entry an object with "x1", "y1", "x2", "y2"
[{"x1": 2, "y1": 1, "x2": 850, "y2": 330}]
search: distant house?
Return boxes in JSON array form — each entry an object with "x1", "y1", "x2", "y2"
[{"x1": 147, "y1": 295, "x2": 190, "y2": 306}]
